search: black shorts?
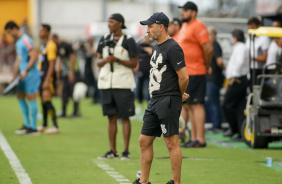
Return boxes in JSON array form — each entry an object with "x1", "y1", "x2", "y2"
[
  {"x1": 184, "y1": 75, "x2": 206, "y2": 104},
  {"x1": 141, "y1": 96, "x2": 182, "y2": 137},
  {"x1": 101, "y1": 89, "x2": 135, "y2": 118}
]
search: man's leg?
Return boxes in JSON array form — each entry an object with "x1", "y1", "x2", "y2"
[
  {"x1": 189, "y1": 104, "x2": 206, "y2": 143},
  {"x1": 42, "y1": 89, "x2": 58, "y2": 128},
  {"x1": 187, "y1": 105, "x2": 196, "y2": 142},
  {"x1": 108, "y1": 114, "x2": 118, "y2": 153},
  {"x1": 164, "y1": 135, "x2": 182, "y2": 184},
  {"x1": 121, "y1": 117, "x2": 131, "y2": 152},
  {"x1": 61, "y1": 77, "x2": 69, "y2": 116},
  {"x1": 17, "y1": 92, "x2": 29, "y2": 128},
  {"x1": 26, "y1": 93, "x2": 38, "y2": 130},
  {"x1": 139, "y1": 134, "x2": 155, "y2": 183}
]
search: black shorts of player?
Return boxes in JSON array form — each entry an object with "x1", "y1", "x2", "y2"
[
  {"x1": 141, "y1": 96, "x2": 182, "y2": 137},
  {"x1": 184, "y1": 75, "x2": 206, "y2": 104},
  {"x1": 101, "y1": 89, "x2": 135, "y2": 118}
]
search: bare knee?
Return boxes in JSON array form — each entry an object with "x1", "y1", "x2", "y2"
[
  {"x1": 165, "y1": 136, "x2": 179, "y2": 152},
  {"x1": 139, "y1": 136, "x2": 153, "y2": 150}
]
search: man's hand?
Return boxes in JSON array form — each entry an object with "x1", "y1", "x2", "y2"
[
  {"x1": 229, "y1": 78, "x2": 241, "y2": 86},
  {"x1": 20, "y1": 70, "x2": 28, "y2": 79},
  {"x1": 106, "y1": 55, "x2": 117, "y2": 63},
  {"x1": 182, "y1": 93, "x2": 189, "y2": 102},
  {"x1": 43, "y1": 80, "x2": 49, "y2": 89},
  {"x1": 207, "y1": 66, "x2": 212, "y2": 74},
  {"x1": 68, "y1": 71, "x2": 75, "y2": 82}
]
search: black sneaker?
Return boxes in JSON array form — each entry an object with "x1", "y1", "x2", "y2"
[
  {"x1": 182, "y1": 140, "x2": 206, "y2": 148},
  {"x1": 166, "y1": 180, "x2": 174, "y2": 184},
  {"x1": 98, "y1": 150, "x2": 118, "y2": 159},
  {"x1": 25, "y1": 128, "x2": 40, "y2": 136},
  {"x1": 121, "y1": 150, "x2": 130, "y2": 160},
  {"x1": 15, "y1": 125, "x2": 29, "y2": 135},
  {"x1": 132, "y1": 178, "x2": 151, "y2": 184}
]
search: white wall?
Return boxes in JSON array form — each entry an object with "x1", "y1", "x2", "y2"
[{"x1": 36, "y1": 0, "x2": 172, "y2": 40}]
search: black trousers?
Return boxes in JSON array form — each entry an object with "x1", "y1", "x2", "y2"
[
  {"x1": 137, "y1": 72, "x2": 149, "y2": 103},
  {"x1": 61, "y1": 72, "x2": 80, "y2": 115},
  {"x1": 223, "y1": 76, "x2": 248, "y2": 137}
]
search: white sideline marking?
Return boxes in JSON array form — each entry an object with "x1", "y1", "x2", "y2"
[
  {"x1": 0, "y1": 130, "x2": 32, "y2": 184},
  {"x1": 93, "y1": 159, "x2": 131, "y2": 184}
]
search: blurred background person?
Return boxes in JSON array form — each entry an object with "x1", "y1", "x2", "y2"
[
  {"x1": 223, "y1": 29, "x2": 249, "y2": 140},
  {"x1": 178, "y1": 1, "x2": 213, "y2": 148},
  {"x1": 135, "y1": 35, "x2": 153, "y2": 115},
  {"x1": 52, "y1": 34, "x2": 80, "y2": 118},
  {"x1": 266, "y1": 20, "x2": 282, "y2": 68},
  {"x1": 37, "y1": 24, "x2": 59, "y2": 134},
  {"x1": 246, "y1": 16, "x2": 271, "y2": 87},
  {"x1": 96, "y1": 13, "x2": 137, "y2": 160},
  {"x1": 83, "y1": 36, "x2": 100, "y2": 104},
  {"x1": 168, "y1": 18, "x2": 182, "y2": 41},
  {"x1": 5, "y1": 21, "x2": 40, "y2": 135},
  {"x1": 205, "y1": 26, "x2": 224, "y2": 132}
]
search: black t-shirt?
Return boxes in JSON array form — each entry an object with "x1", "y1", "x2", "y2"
[
  {"x1": 206, "y1": 41, "x2": 224, "y2": 86},
  {"x1": 149, "y1": 38, "x2": 186, "y2": 99},
  {"x1": 97, "y1": 34, "x2": 137, "y2": 58},
  {"x1": 57, "y1": 41, "x2": 75, "y2": 76}
]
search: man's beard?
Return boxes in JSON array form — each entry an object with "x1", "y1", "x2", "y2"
[{"x1": 182, "y1": 17, "x2": 192, "y2": 23}]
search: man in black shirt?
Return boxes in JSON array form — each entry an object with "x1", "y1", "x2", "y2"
[
  {"x1": 132, "y1": 12, "x2": 189, "y2": 184},
  {"x1": 205, "y1": 26, "x2": 224, "y2": 131},
  {"x1": 52, "y1": 34, "x2": 79, "y2": 117}
]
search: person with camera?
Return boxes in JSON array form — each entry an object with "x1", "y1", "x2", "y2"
[{"x1": 96, "y1": 13, "x2": 137, "y2": 160}]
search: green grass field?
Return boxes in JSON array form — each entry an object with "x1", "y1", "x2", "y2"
[{"x1": 0, "y1": 96, "x2": 282, "y2": 184}]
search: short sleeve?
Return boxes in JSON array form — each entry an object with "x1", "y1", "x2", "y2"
[
  {"x1": 125, "y1": 37, "x2": 137, "y2": 57},
  {"x1": 213, "y1": 42, "x2": 222, "y2": 59},
  {"x1": 97, "y1": 36, "x2": 105, "y2": 54},
  {"x1": 46, "y1": 42, "x2": 57, "y2": 61},
  {"x1": 167, "y1": 44, "x2": 186, "y2": 71},
  {"x1": 194, "y1": 22, "x2": 210, "y2": 46},
  {"x1": 260, "y1": 36, "x2": 271, "y2": 52},
  {"x1": 22, "y1": 36, "x2": 34, "y2": 51}
]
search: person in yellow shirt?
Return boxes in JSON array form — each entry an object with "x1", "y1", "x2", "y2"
[{"x1": 37, "y1": 24, "x2": 59, "y2": 134}]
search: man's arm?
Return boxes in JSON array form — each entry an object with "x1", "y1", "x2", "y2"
[
  {"x1": 96, "y1": 53, "x2": 109, "y2": 68},
  {"x1": 21, "y1": 49, "x2": 38, "y2": 79},
  {"x1": 202, "y1": 41, "x2": 213, "y2": 69},
  {"x1": 216, "y1": 57, "x2": 224, "y2": 69},
  {"x1": 115, "y1": 56, "x2": 137, "y2": 68},
  {"x1": 43, "y1": 60, "x2": 55, "y2": 88},
  {"x1": 254, "y1": 52, "x2": 267, "y2": 63},
  {"x1": 176, "y1": 67, "x2": 189, "y2": 101}
]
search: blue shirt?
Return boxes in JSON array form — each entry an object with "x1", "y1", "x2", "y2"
[{"x1": 16, "y1": 33, "x2": 38, "y2": 73}]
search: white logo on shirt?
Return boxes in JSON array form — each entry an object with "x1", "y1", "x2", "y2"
[
  {"x1": 161, "y1": 124, "x2": 167, "y2": 134},
  {"x1": 149, "y1": 51, "x2": 167, "y2": 97},
  {"x1": 177, "y1": 61, "x2": 183, "y2": 65}
]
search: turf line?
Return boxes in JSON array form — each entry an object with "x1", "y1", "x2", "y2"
[
  {"x1": 0, "y1": 130, "x2": 32, "y2": 184},
  {"x1": 92, "y1": 159, "x2": 131, "y2": 184}
]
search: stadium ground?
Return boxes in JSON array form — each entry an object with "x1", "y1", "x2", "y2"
[{"x1": 0, "y1": 96, "x2": 282, "y2": 184}]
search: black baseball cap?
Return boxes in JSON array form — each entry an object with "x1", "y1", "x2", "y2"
[
  {"x1": 109, "y1": 13, "x2": 127, "y2": 29},
  {"x1": 140, "y1": 12, "x2": 169, "y2": 27},
  {"x1": 170, "y1": 18, "x2": 182, "y2": 27},
  {"x1": 178, "y1": 1, "x2": 198, "y2": 12}
]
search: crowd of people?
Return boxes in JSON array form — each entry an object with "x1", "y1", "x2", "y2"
[{"x1": 2, "y1": 1, "x2": 282, "y2": 184}]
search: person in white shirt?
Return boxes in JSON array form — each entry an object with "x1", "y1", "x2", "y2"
[
  {"x1": 246, "y1": 17, "x2": 271, "y2": 87},
  {"x1": 266, "y1": 20, "x2": 282, "y2": 69},
  {"x1": 223, "y1": 29, "x2": 249, "y2": 140}
]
